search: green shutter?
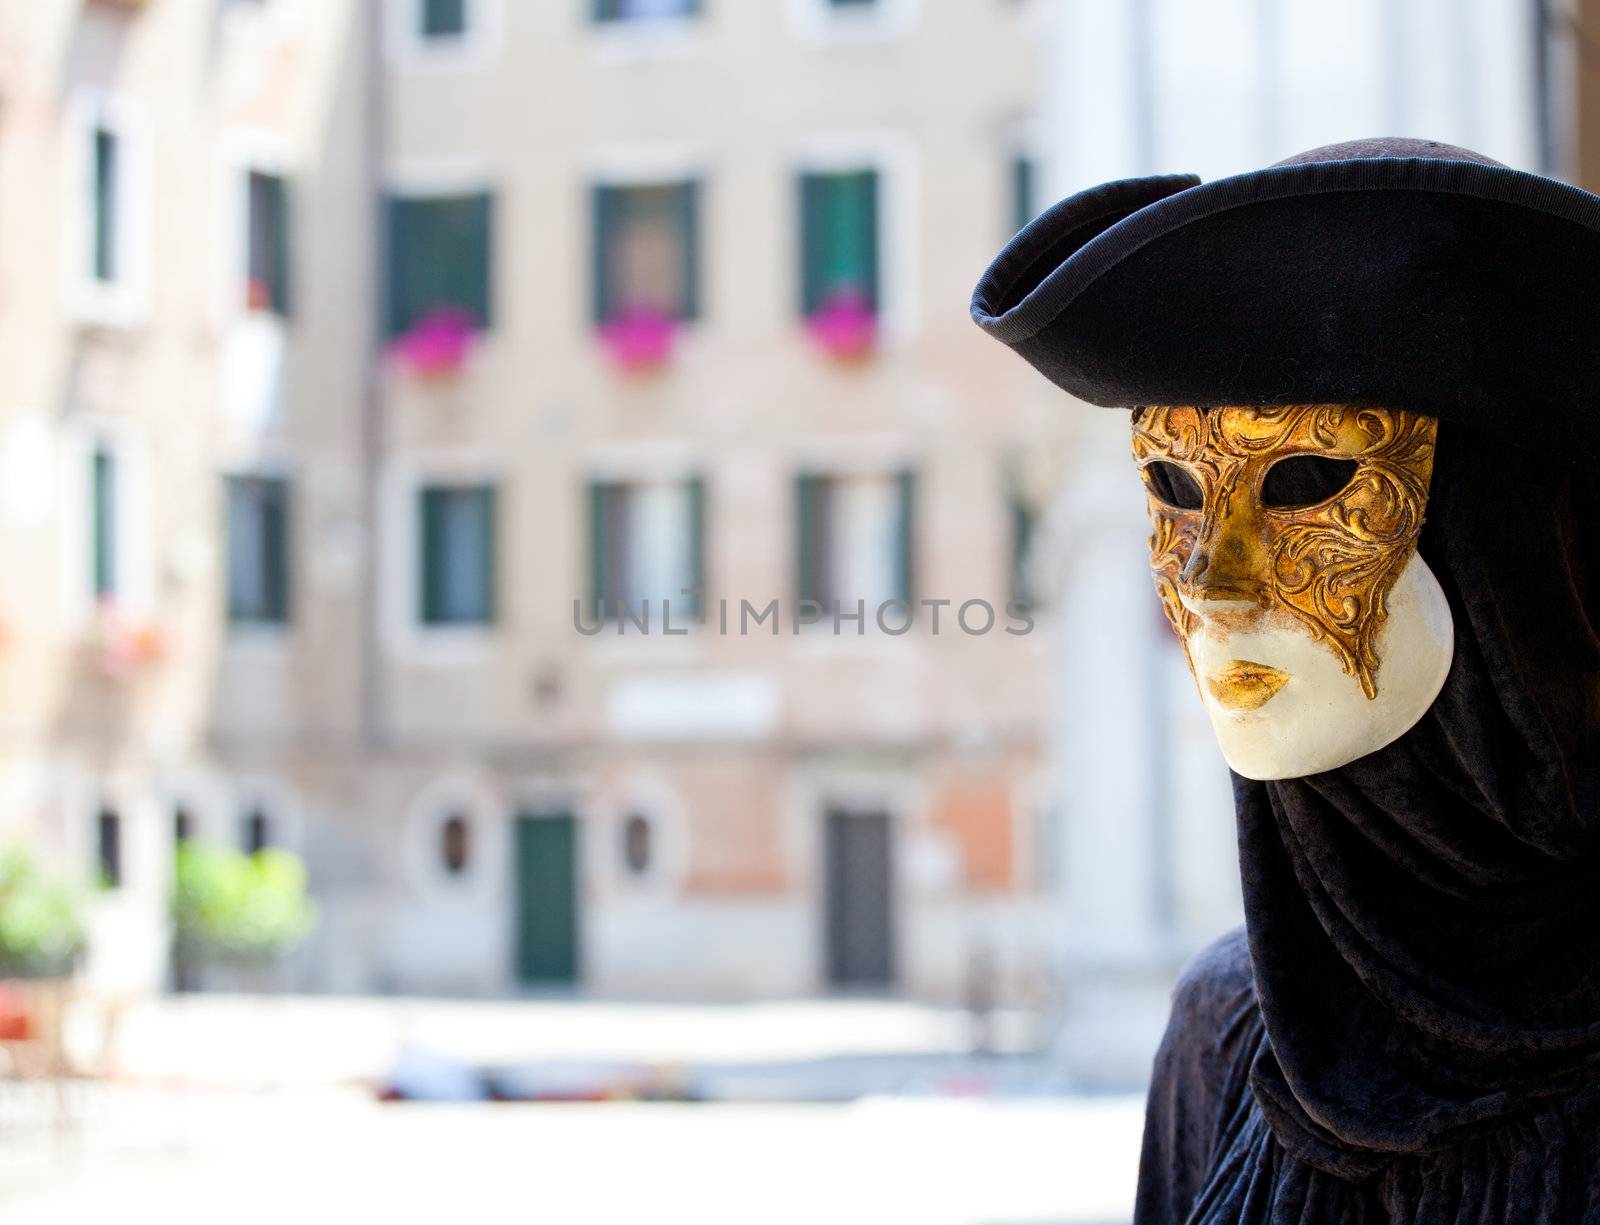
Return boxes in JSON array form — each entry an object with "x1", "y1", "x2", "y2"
[
  {"x1": 592, "y1": 185, "x2": 617, "y2": 324},
  {"x1": 858, "y1": 171, "x2": 880, "y2": 312},
  {"x1": 479, "y1": 486, "x2": 497, "y2": 624},
  {"x1": 385, "y1": 196, "x2": 412, "y2": 338},
  {"x1": 679, "y1": 180, "x2": 701, "y2": 321},
  {"x1": 92, "y1": 448, "x2": 117, "y2": 599},
  {"x1": 895, "y1": 468, "x2": 916, "y2": 606},
  {"x1": 248, "y1": 172, "x2": 292, "y2": 317},
  {"x1": 799, "y1": 174, "x2": 824, "y2": 316},
  {"x1": 686, "y1": 475, "x2": 705, "y2": 617},
  {"x1": 264, "y1": 478, "x2": 290, "y2": 623},
  {"x1": 1011, "y1": 156, "x2": 1036, "y2": 235},
  {"x1": 419, "y1": 488, "x2": 444, "y2": 623},
  {"x1": 587, "y1": 479, "x2": 610, "y2": 619},
  {"x1": 269, "y1": 174, "x2": 292, "y2": 317},
  {"x1": 796, "y1": 474, "x2": 824, "y2": 606}
]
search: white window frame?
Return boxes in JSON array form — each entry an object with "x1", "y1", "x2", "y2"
[
  {"x1": 382, "y1": 451, "x2": 503, "y2": 662},
  {"x1": 589, "y1": 0, "x2": 706, "y2": 62},
  {"x1": 786, "y1": 0, "x2": 918, "y2": 44},
  {"x1": 58, "y1": 417, "x2": 155, "y2": 629},
  {"x1": 62, "y1": 90, "x2": 150, "y2": 328},
  {"x1": 791, "y1": 132, "x2": 918, "y2": 343},
  {"x1": 385, "y1": 0, "x2": 504, "y2": 73},
  {"x1": 403, "y1": 772, "x2": 507, "y2": 903},
  {"x1": 217, "y1": 130, "x2": 292, "y2": 327}
]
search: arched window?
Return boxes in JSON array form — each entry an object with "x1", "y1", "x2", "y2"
[
  {"x1": 440, "y1": 813, "x2": 471, "y2": 876},
  {"x1": 621, "y1": 812, "x2": 652, "y2": 877}
]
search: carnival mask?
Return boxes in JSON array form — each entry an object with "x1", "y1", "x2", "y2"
[{"x1": 1131, "y1": 405, "x2": 1455, "y2": 780}]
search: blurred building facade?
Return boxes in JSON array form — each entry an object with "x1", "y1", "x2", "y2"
[{"x1": 0, "y1": 0, "x2": 1088, "y2": 1005}]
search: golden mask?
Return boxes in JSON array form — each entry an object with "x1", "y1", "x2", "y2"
[{"x1": 1130, "y1": 405, "x2": 1438, "y2": 699}]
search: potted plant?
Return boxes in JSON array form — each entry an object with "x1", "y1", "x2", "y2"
[
  {"x1": 171, "y1": 843, "x2": 317, "y2": 992},
  {"x1": 0, "y1": 846, "x2": 86, "y2": 981},
  {"x1": 89, "y1": 602, "x2": 168, "y2": 681},
  {"x1": 805, "y1": 288, "x2": 877, "y2": 362},
  {"x1": 598, "y1": 305, "x2": 678, "y2": 374},
  {"x1": 387, "y1": 308, "x2": 479, "y2": 380}
]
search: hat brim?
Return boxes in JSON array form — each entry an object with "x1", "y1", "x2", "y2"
[{"x1": 970, "y1": 157, "x2": 1600, "y2": 468}]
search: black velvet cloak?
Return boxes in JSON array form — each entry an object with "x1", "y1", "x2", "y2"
[{"x1": 1134, "y1": 425, "x2": 1600, "y2": 1223}]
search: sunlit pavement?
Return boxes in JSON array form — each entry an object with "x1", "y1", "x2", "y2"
[
  {"x1": 0, "y1": 1088, "x2": 1144, "y2": 1225},
  {"x1": 0, "y1": 996, "x2": 1147, "y2": 1223}
]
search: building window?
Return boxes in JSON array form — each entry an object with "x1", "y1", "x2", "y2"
[
  {"x1": 226, "y1": 475, "x2": 291, "y2": 626},
  {"x1": 243, "y1": 808, "x2": 271, "y2": 854},
  {"x1": 593, "y1": 0, "x2": 700, "y2": 20},
  {"x1": 592, "y1": 181, "x2": 700, "y2": 325},
  {"x1": 828, "y1": 0, "x2": 877, "y2": 6},
  {"x1": 91, "y1": 446, "x2": 118, "y2": 600},
  {"x1": 440, "y1": 813, "x2": 471, "y2": 875},
  {"x1": 92, "y1": 126, "x2": 120, "y2": 284},
  {"x1": 421, "y1": 0, "x2": 466, "y2": 37},
  {"x1": 587, "y1": 477, "x2": 704, "y2": 621},
  {"x1": 245, "y1": 170, "x2": 290, "y2": 315},
  {"x1": 795, "y1": 471, "x2": 915, "y2": 613},
  {"x1": 96, "y1": 809, "x2": 122, "y2": 889},
  {"x1": 385, "y1": 192, "x2": 493, "y2": 338},
  {"x1": 419, "y1": 484, "x2": 496, "y2": 626},
  {"x1": 621, "y1": 813, "x2": 653, "y2": 876},
  {"x1": 799, "y1": 170, "x2": 878, "y2": 318},
  {"x1": 1011, "y1": 154, "x2": 1037, "y2": 234},
  {"x1": 1008, "y1": 475, "x2": 1036, "y2": 611}
]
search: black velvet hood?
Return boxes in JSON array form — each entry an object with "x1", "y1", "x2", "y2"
[{"x1": 970, "y1": 138, "x2": 1600, "y2": 470}]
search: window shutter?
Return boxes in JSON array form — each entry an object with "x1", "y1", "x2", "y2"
[
  {"x1": 423, "y1": 0, "x2": 467, "y2": 37},
  {"x1": 858, "y1": 171, "x2": 880, "y2": 313},
  {"x1": 679, "y1": 180, "x2": 701, "y2": 321},
  {"x1": 264, "y1": 478, "x2": 290, "y2": 623},
  {"x1": 420, "y1": 488, "x2": 444, "y2": 624},
  {"x1": 384, "y1": 195, "x2": 412, "y2": 338},
  {"x1": 587, "y1": 479, "x2": 610, "y2": 619},
  {"x1": 479, "y1": 486, "x2": 497, "y2": 625},
  {"x1": 592, "y1": 185, "x2": 617, "y2": 324},
  {"x1": 894, "y1": 468, "x2": 915, "y2": 606},
  {"x1": 93, "y1": 128, "x2": 119, "y2": 284},
  {"x1": 92, "y1": 448, "x2": 117, "y2": 599},
  {"x1": 796, "y1": 474, "x2": 831, "y2": 607},
  {"x1": 466, "y1": 192, "x2": 493, "y2": 329},
  {"x1": 685, "y1": 475, "x2": 705, "y2": 617},
  {"x1": 1011, "y1": 155, "x2": 1036, "y2": 235},
  {"x1": 1010, "y1": 485, "x2": 1034, "y2": 611},
  {"x1": 799, "y1": 174, "x2": 824, "y2": 316}
]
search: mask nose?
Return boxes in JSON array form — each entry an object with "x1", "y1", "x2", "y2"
[{"x1": 1175, "y1": 513, "x2": 1270, "y2": 616}]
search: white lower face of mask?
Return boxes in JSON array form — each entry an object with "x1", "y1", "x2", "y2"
[{"x1": 1181, "y1": 551, "x2": 1455, "y2": 780}]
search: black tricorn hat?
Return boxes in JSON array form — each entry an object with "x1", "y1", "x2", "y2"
[{"x1": 970, "y1": 138, "x2": 1600, "y2": 469}]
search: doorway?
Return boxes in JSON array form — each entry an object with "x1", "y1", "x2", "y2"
[
  {"x1": 513, "y1": 811, "x2": 579, "y2": 986},
  {"x1": 823, "y1": 807, "x2": 894, "y2": 988}
]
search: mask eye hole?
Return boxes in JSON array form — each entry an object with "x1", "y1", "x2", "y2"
[
  {"x1": 1143, "y1": 460, "x2": 1204, "y2": 511},
  {"x1": 1261, "y1": 455, "x2": 1360, "y2": 508}
]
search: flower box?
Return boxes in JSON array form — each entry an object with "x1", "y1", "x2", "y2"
[
  {"x1": 387, "y1": 308, "x2": 478, "y2": 380},
  {"x1": 806, "y1": 289, "x2": 877, "y2": 362},
  {"x1": 90, "y1": 604, "x2": 167, "y2": 681},
  {"x1": 598, "y1": 306, "x2": 678, "y2": 374}
]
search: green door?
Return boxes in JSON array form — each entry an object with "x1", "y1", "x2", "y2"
[{"x1": 514, "y1": 813, "x2": 579, "y2": 985}]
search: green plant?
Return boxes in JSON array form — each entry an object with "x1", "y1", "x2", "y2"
[
  {"x1": 0, "y1": 846, "x2": 86, "y2": 978},
  {"x1": 172, "y1": 844, "x2": 318, "y2": 965}
]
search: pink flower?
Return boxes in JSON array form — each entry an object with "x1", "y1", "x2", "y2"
[
  {"x1": 806, "y1": 289, "x2": 877, "y2": 361},
  {"x1": 598, "y1": 306, "x2": 677, "y2": 373},
  {"x1": 388, "y1": 308, "x2": 478, "y2": 379}
]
